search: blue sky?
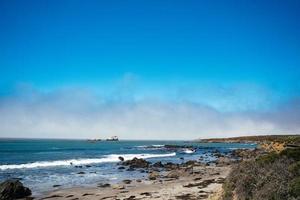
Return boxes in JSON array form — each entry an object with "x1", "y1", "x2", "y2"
[{"x1": 0, "y1": 0, "x2": 299, "y2": 139}]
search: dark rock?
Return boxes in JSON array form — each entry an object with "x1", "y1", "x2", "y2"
[
  {"x1": 52, "y1": 184, "x2": 61, "y2": 187},
  {"x1": 136, "y1": 179, "x2": 142, "y2": 183},
  {"x1": 140, "y1": 192, "x2": 151, "y2": 196},
  {"x1": 118, "y1": 156, "x2": 124, "y2": 162},
  {"x1": 118, "y1": 166, "x2": 125, "y2": 170},
  {"x1": 0, "y1": 179, "x2": 31, "y2": 200},
  {"x1": 122, "y1": 157, "x2": 150, "y2": 169},
  {"x1": 41, "y1": 195, "x2": 63, "y2": 199},
  {"x1": 122, "y1": 180, "x2": 132, "y2": 184},
  {"x1": 152, "y1": 161, "x2": 164, "y2": 168},
  {"x1": 82, "y1": 193, "x2": 93, "y2": 196},
  {"x1": 85, "y1": 165, "x2": 92, "y2": 168},
  {"x1": 126, "y1": 167, "x2": 135, "y2": 171},
  {"x1": 164, "y1": 162, "x2": 179, "y2": 170},
  {"x1": 98, "y1": 183, "x2": 111, "y2": 188},
  {"x1": 183, "y1": 179, "x2": 215, "y2": 189},
  {"x1": 124, "y1": 195, "x2": 136, "y2": 200},
  {"x1": 77, "y1": 171, "x2": 85, "y2": 174}
]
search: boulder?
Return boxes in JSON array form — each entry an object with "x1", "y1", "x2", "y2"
[
  {"x1": 165, "y1": 171, "x2": 180, "y2": 179},
  {"x1": 122, "y1": 157, "x2": 150, "y2": 169},
  {"x1": 152, "y1": 161, "x2": 164, "y2": 168},
  {"x1": 164, "y1": 162, "x2": 179, "y2": 170},
  {"x1": 118, "y1": 156, "x2": 125, "y2": 162},
  {"x1": 98, "y1": 183, "x2": 111, "y2": 188},
  {"x1": 123, "y1": 179, "x2": 132, "y2": 184},
  {"x1": 0, "y1": 179, "x2": 31, "y2": 200},
  {"x1": 148, "y1": 171, "x2": 159, "y2": 180}
]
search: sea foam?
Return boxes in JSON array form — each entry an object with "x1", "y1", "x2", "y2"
[{"x1": 0, "y1": 153, "x2": 176, "y2": 170}]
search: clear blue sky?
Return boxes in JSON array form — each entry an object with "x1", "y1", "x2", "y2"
[{"x1": 0, "y1": 0, "x2": 299, "y2": 138}]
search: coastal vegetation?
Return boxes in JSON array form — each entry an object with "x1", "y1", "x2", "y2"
[{"x1": 222, "y1": 135, "x2": 300, "y2": 200}]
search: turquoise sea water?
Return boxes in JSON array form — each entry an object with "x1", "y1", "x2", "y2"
[{"x1": 0, "y1": 139, "x2": 256, "y2": 194}]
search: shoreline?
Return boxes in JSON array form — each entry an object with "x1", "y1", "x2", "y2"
[{"x1": 38, "y1": 164, "x2": 231, "y2": 200}]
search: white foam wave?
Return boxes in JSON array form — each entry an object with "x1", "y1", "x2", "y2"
[
  {"x1": 183, "y1": 149, "x2": 195, "y2": 154},
  {"x1": 0, "y1": 153, "x2": 176, "y2": 170}
]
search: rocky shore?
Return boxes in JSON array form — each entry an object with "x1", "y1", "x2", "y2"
[
  {"x1": 1, "y1": 145, "x2": 239, "y2": 200},
  {"x1": 36, "y1": 161, "x2": 231, "y2": 200},
  {"x1": 3, "y1": 137, "x2": 292, "y2": 200}
]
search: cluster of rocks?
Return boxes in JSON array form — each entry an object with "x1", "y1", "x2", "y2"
[{"x1": 0, "y1": 179, "x2": 32, "y2": 200}]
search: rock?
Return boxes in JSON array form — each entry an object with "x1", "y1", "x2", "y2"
[
  {"x1": 136, "y1": 179, "x2": 142, "y2": 183},
  {"x1": 52, "y1": 184, "x2": 61, "y2": 187},
  {"x1": 165, "y1": 170, "x2": 180, "y2": 179},
  {"x1": 216, "y1": 156, "x2": 232, "y2": 166},
  {"x1": 112, "y1": 184, "x2": 125, "y2": 190},
  {"x1": 77, "y1": 171, "x2": 85, "y2": 174},
  {"x1": 118, "y1": 166, "x2": 125, "y2": 170},
  {"x1": 0, "y1": 179, "x2": 31, "y2": 200},
  {"x1": 164, "y1": 162, "x2": 179, "y2": 170},
  {"x1": 85, "y1": 165, "x2": 92, "y2": 168},
  {"x1": 182, "y1": 160, "x2": 198, "y2": 166},
  {"x1": 148, "y1": 171, "x2": 159, "y2": 180},
  {"x1": 124, "y1": 195, "x2": 136, "y2": 200},
  {"x1": 122, "y1": 157, "x2": 150, "y2": 169},
  {"x1": 152, "y1": 161, "x2": 164, "y2": 168},
  {"x1": 98, "y1": 183, "x2": 111, "y2": 188},
  {"x1": 118, "y1": 156, "x2": 125, "y2": 162},
  {"x1": 140, "y1": 192, "x2": 151, "y2": 196},
  {"x1": 122, "y1": 180, "x2": 132, "y2": 184}
]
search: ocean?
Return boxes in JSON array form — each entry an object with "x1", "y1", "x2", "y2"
[{"x1": 0, "y1": 139, "x2": 256, "y2": 195}]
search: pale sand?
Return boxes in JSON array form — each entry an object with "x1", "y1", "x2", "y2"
[{"x1": 37, "y1": 166, "x2": 230, "y2": 200}]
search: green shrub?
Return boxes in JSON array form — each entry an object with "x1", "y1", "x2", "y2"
[
  {"x1": 280, "y1": 148, "x2": 300, "y2": 161},
  {"x1": 289, "y1": 177, "x2": 300, "y2": 198},
  {"x1": 288, "y1": 161, "x2": 300, "y2": 176},
  {"x1": 256, "y1": 152, "x2": 279, "y2": 164}
]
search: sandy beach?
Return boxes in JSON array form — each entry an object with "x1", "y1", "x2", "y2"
[{"x1": 38, "y1": 165, "x2": 230, "y2": 200}]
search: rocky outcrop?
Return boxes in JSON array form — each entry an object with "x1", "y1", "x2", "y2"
[
  {"x1": 0, "y1": 179, "x2": 31, "y2": 200},
  {"x1": 122, "y1": 157, "x2": 150, "y2": 168}
]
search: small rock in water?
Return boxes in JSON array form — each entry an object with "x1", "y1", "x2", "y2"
[
  {"x1": 0, "y1": 179, "x2": 32, "y2": 200},
  {"x1": 118, "y1": 166, "x2": 125, "y2": 170},
  {"x1": 77, "y1": 171, "x2": 85, "y2": 174},
  {"x1": 118, "y1": 156, "x2": 125, "y2": 162},
  {"x1": 85, "y1": 165, "x2": 92, "y2": 168},
  {"x1": 53, "y1": 184, "x2": 61, "y2": 187}
]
